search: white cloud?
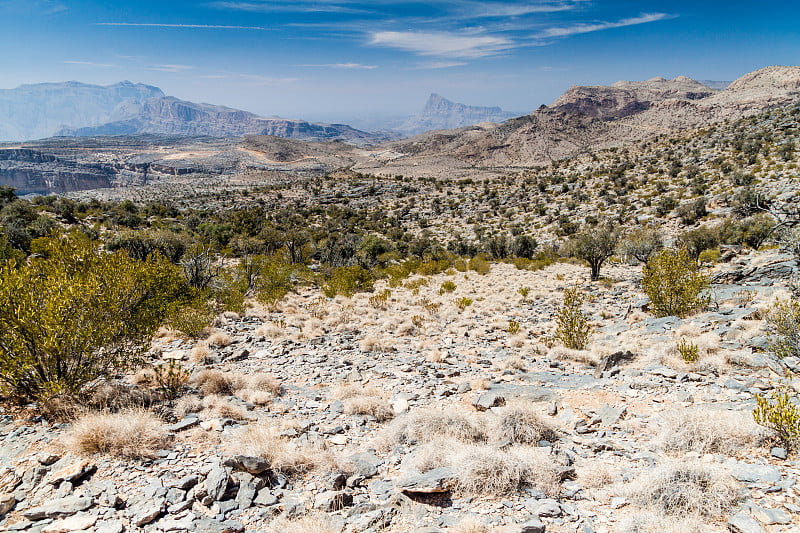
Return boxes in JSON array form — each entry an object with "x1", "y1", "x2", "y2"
[
  {"x1": 416, "y1": 60, "x2": 467, "y2": 69},
  {"x1": 95, "y1": 22, "x2": 269, "y2": 30},
  {"x1": 369, "y1": 31, "x2": 513, "y2": 59},
  {"x1": 63, "y1": 60, "x2": 117, "y2": 68},
  {"x1": 298, "y1": 63, "x2": 378, "y2": 69},
  {"x1": 533, "y1": 13, "x2": 672, "y2": 39},
  {"x1": 208, "y1": 1, "x2": 370, "y2": 14},
  {"x1": 147, "y1": 64, "x2": 196, "y2": 73}
]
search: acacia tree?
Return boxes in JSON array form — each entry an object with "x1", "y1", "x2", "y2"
[
  {"x1": 0, "y1": 233, "x2": 185, "y2": 402},
  {"x1": 568, "y1": 227, "x2": 619, "y2": 281}
]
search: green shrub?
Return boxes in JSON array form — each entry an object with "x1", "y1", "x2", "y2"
[
  {"x1": 507, "y1": 320, "x2": 521, "y2": 335},
  {"x1": 169, "y1": 300, "x2": 215, "y2": 338},
  {"x1": 0, "y1": 233, "x2": 185, "y2": 403},
  {"x1": 753, "y1": 385, "x2": 800, "y2": 450},
  {"x1": 676, "y1": 338, "x2": 699, "y2": 363},
  {"x1": 454, "y1": 297, "x2": 474, "y2": 311},
  {"x1": 439, "y1": 280, "x2": 457, "y2": 294},
  {"x1": 256, "y1": 258, "x2": 295, "y2": 307},
  {"x1": 152, "y1": 359, "x2": 190, "y2": 400},
  {"x1": 766, "y1": 300, "x2": 800, "y2": 359},
  {"x1": 566, "y1": 227, "x2": 618, "y2": 281},
  {"x1": 468, "y1": 256, "x2": 491, "y2": 275},
  {"x1": 554, "y1": 286, "x2": 592, "y2": 350},
  {"x1": 323, "y1": 265, "x2": 374, "y2": 298},
  {"x1": 642, "y1": 248, "x2": 710, "y2": 318},
  {"x1": 369, "y1": 289, "x2": 391, "y2": 309}
]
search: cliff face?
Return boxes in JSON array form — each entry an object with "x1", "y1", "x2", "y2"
[
  {"x1": 0, "y1": 81, "x2": 164, "y2": 141},
  {"x1": 397, "y1": 94, "x2": 516, "y2": 135},
  {"x1": 0, "y1": 149, "x2": 114, "y2": 194},
  {"x1": 381, "y1": 66, "x2": 800, "y2": 169},
  {"x1": 56, "y1": 96, "x2": 389, "y2": 145}
]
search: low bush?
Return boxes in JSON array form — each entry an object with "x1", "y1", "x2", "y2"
[
  {"x1": 63, "y1": 409, "x2": 170, "y2": 459},
  {"x1": 766, "y1": 299, "x2": 800, "y2": 359},
  {"x1": 753, "y1": 384, "x2": 800, "y2": 450},
  {"x1": 554, "y1": 287, "x2": 592, "y2": 350},
  {"x1": 323, "y1": 265, "x2": 374, "y2": 297},
  {"x1": 642, "y1": 248, "x2": 710, "y2": 318}
]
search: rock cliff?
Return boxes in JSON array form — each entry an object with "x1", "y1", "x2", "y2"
[{"x1": 397, "y1": 93, "x2": 516, "y2": 135}]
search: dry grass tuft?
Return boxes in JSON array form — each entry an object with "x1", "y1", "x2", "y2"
[
  {"x1": 247, "y1": 373, "x2": 283, "y2": 395},
  {"x1": 227, "y1": 423, "x2": 333, "y2": 475},
  {"x1": 206, "y1": 330, "x2": 232, "y2": 348},
  {"x1": 190, "y1": 342, "x2": 212, "y2": 363},
  {"x1": 549, "y1": 346, "x2": 599, "y2": 366},
  {"x1": 618, "y1": 511, "x2": 711, "y2": 533},
  {"x1": 202, "y1": 395, "x2": 249, "y2": 420},
  {"x1": 491, "y1": 400, "x2": 558, "y2": 444},
  {"x1": 359, "y1": 335, "x2": 395, "y2": 353},
  {"x1": 190, "y1": 369, "x2": 235, "y2": 395},
  {"x1": 265, "y1": 514, "x2": 342, "y2": 533},
  {"x1": 332, "y1": 383, "x2": 383, "y2": 400},
  {"x1": 63, "y1": 409, "x2": 169, "y2": 459},
  {"x1": 381, "y1": 408, "x2": 487, "y2": 448},
  {"x1": 448, "y1": 517, "x2": 490, "y2": 533},
  {"x1": 343, "y1": 396, "x2": 394, "y2": 422},
  {"x1": 578, "y1": 461, "x2": 616, "y2": 489},
  {"x1": 624, "y1": 460, "x2": 739, "y2": 517},
  {"x1": 453, "y1": 445, "x2": 560, "y2": 496},
  {"x1": 658, "y1": 408, "x2": 763, "y2": 455}
]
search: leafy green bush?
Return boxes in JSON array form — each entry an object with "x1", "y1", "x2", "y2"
[
  {"x1": 554, "y1": 286, "x2": 592, "y2": 350},
  {"x1": 753, "y1": 385, "x2": 800, "y2": 450},
  {"x1": 0, "y1": 233, "x2": 185, "y2": 403},
  {"x1": 439, "y1": 280, "x2": 457, "y2": 294},
  {"x1": 454, "y1": 296, "x2": 474, "y2": 311},
  {"x1": 566, "y1": 227, "x2": 618, "y2": 281},
  {"x1": 766, "y1": 300, "x2": 800, "y2": 359},
  {"x1": 169, "y1": 300, "x2": 216, "y2": 338},
  {"x1": 323, "y1": 265, "x2": 375, "y2": 298},
  {"x1": 642, "y1": 248, "x2": 710, "y2": 318},
  {"x1": 468, "y1": 256, "x2": 491, "y2": 275},
  {"x1": 256, "y1": 258, "x2": 296, "y2": 306}
]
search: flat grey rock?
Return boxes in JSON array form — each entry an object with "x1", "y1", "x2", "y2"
[
  {"x1": 728, "y1": 513, "x2": 767, "y2": 533},
  {"x1": 396, "y1": 467, "x2": 456, "y2": 493},
  {"x1": 23, "y1": 496, "x2": 92, "y2": 520},
  {"x1": 519, "y1": 516, "x2": 546, "y2": 533},
  {"x1": 731, "y1": 463, "x2": 781, "y2": 484}
]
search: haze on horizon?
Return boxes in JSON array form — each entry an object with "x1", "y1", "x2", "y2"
[{"x1": 1, "y1": 0, "x2": 798, "y2": 125}]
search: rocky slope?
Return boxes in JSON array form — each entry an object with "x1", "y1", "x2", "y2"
[
  {"x1": 356, "y1": 66, "x2": 800, "y2": 177},
  {"x1": 396, "y1": 94, "x2": 517, "y2": 136},
  {"x1": 57, "y1": 97, "x2": 390, "y2": 145},
  {"x1": 0, "y1": 252, "x2": 798, "y2": 533},
  {"x1": 0, "y1": 81, "x2": 163, "y2": 142}
]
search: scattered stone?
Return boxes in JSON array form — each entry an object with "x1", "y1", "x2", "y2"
[
  {"x1": 593, "y1": 350, "x2": 635, "y2": 378},
  {"x1": 166, "y1": 416, "x2": 200, "y2": 432},
  {"x1": 314, "y1": 490, "x2": 353, "y2": 511},
  {"x1": 204, "y1": 464, "x2": 230, "y2": 502},
  {"x1": 730, "y1": 463, "x2": 781, "y2": 484},
  {"x1": 23, "y1": 496, "x2": 92, "y2": 520},
  {"x1": 751, "y1": 506, "x2": 792, "y2": 525},
  {"x1": 41, "y1": 514, "x2": 97, "y2": 533},
  {"x1": 728, "y1": 513, "x2": 767, "y2": 533},
  {"x1": 223, "y1": 455, "x2": 270, "y2": 475},
  {"x1": 519, "y1": 516, "x2": 546, "y2": 533},
  {"x1": 770, "y1": 447, "x2": 788, "y2": 460},
  {"x1": 0, "y1": 493, "x2": 16, "y2": 516},
  {"x1": 47, "y1": 459, "x2": 95, "y2": 485},
  {"x1": 396, "y1": 467, "x2": 457, "y2": 494},
  {"x1": 472, "y1": 392, "x2": 506, "y2": 411}
]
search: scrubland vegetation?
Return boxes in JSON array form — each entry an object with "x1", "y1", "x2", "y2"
[{"x1": 0, "y1": 103, "x2": 799, "y2": 532}]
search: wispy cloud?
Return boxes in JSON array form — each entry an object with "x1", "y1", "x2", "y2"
[
  {"x1": 207, "y1": 1, "x2": 371, "y2": 15},
  {"x1": 416, "y1": 60, "x2": 467, "y2": 69},
  {"x1": 453, "y1": 1, "x2": 588, "y2": 19},
  {"x1": 198, "y1": 72, "x2": 301, "y2": 85},
  {"x1": 533, "y1": 13, "x2": 673, "y2": 39},
  {"x1": 0, "y1": 0, "x2": 66, "y2": 15},
  {"x1": 95, "y1": 22, "x2": 269, "y2": 30},
  {"x1": 147, "y1": 64, "x2": 196, "y2": 73},
  {"x1": 63, "y1": 60, "x2": 117, "y2": 68},
  {"x1": 297, "y1": 62, "x2": 377, "y2": 69},
  {"x1": 369, "y1": 31, "x2": 513, "y2": 59}
]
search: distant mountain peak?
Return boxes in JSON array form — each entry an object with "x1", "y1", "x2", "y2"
[{"x1": 397, "y1": 93, "x2": 515, "y2": 135}]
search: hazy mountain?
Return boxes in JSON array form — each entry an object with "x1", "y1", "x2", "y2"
[
  {"x1": 396, "y1": 93, "x2": 518, "y2": 136},
  {"x1": 56, "y1": 96, "x2": 389, "y2": 145},
  {"x1": 0, "y1": 81, "x2": 390, "y2": 145},
  {"x1": 354, "y1": 66, "x2": 800, "y2": 176},
  {"x1": 0, "y1": 81, "x2": 163, "y2": 142}
]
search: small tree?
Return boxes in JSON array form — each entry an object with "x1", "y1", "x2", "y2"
[
  {"x1": 554, "y1": 286, "x2": 592, "y2": 350},
  {"x1": 642, "y1": 248, "x2": 710, "y2": 318},
  {"x1": 568, "y1": 227, "x2": 618, "y2": 281},
  {"x1": 619, "y1": 226, "x2": 664, "y2": 264},
  {"x1": 0, "y1": 233, "x2": 185, "y2": 403},
  {"x1": 766, "y1": 299, "x2": 800, "y2": 359}
]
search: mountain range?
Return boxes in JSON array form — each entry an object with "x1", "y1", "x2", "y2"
[{"x1": 395, "y1": 93, "x2": 518, "y2": 136}]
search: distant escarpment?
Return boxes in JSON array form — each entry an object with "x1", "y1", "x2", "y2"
[
  {"x1": 57, "y1": 97, "x2": 390, "y2": 145},
  {"x1": 358, "y1": 66, "x2": 800, "y2": 175},
  {"x1": 397, "y1": 93, "x2": 517, "y2": 136}
]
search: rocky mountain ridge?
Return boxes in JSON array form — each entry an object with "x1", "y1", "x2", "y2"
[
  {"x1": 355, "y1": 66, "x2": 800, "y2": 177},
  {"x1": 396, "y1": 93, "x2": 517, "y2": 136}
]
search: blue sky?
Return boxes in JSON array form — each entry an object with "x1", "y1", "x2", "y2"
[{"x1": 1, "y1": 1, "x2": 798, "y2": 124}]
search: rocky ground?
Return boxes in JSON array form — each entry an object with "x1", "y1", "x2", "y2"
[{"x1": 1, "y1": 249, "x2": 799, "y2": 533}]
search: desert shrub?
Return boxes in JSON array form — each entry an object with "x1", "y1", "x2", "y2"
[
  {"x1": 343, "y1": 396, "x2": 394, "y2": 422},
  {"x1": 676, "y1": 198, "x2": 708, "y2": 225},
  {"x1": 566, "y1": 227, "x2": 618, "y2": 280},
  {"x1": 517, "y1": 286, "x2": 530, "y2": 300},
  {"x1": 659, "y1": 408, "x2": 763, "y2": 455},
  {"x1": 0, "y1": 233, "x2": 186, "y2": 403},
  {"x1": 106, "y1": 229, "x2": 188, "y2": 263},
  {"x1": 753, "y1": 384, "x2": 800, "y2": 450},
  {"x1": 63, "y1": 409, "x2": 169, "y2": 459},
  {"x1": 256, "y1": 257, "x2": 295, "y2": 307},
  {"x1": 642, "y1": 248, "x2": 710, "y2": 318},
  {"x1": 368, "y1": 288, "x2": 391, "y2": 309},
  {"x1": 507, "y1": 320, "x2": 520, "y2": 335},
  {"x1": 720, "y1": 213, "x2": 775, "y2": 249},
  {"x1": 766, "y1": 299, "x2": 800, "y2": 359},
  {"x1": 454, "y1": 296, "x2": 474, "y2": 311},
  {"x1": 675, "y1": 226, "x2": 720, "y2": 260},
  {"x1": 626, "y1": 461, "x2": 739, "y2": 517},
  {"x1": 439, "y1": 280, "x2": 457, "y2": 294},
  {"x1": 266, "y1": 514, "x2": 342, "y2": 533},
  {"x1": 619, "y1": 226, "x2": 664, "y2": 264},
  {"x1": 227, "y1": 423, "x2": 332, "y2": 474},
  {"x1": 491, "y1": 401, "x2": 557, "y2": 444},
  {"x1": 676, "y1": 338, "x2": 699, "y2": 363},
  {"x1": 180, "y1": 243, "x2": 221, "y2": 290},
  {"x1": 468, "y1": 255, "x2": 491, "y2": 275},
  {"x1": 381, "y1": 408, "x2": 487, "y2": 448},
  {"x1": 453, "y1": 445, "x2": 560, "y2": 496},
  {"x1": 152, "y1": 359, "x2": 190, "y2": 400},
  {"x1": 323, "y1": 265, "x2": 374, "y2": 297},
  {"x1": 169, "y1": 300, "x2": 215, "y2": 338},
  {"x1": 554, "y1": 287, "x2": 592, "y2": 350},
  {"x1": 190, "y1": 369, "x2": 236, "y2": 395}
]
